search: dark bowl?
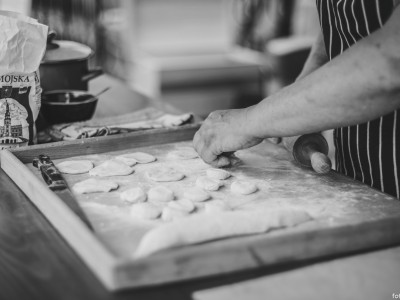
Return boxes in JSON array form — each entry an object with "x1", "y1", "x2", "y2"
[{"x1": 41, "y1": 90, "x2": 98, "y2": 125}]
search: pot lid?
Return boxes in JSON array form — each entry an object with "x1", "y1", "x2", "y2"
[{"x1": 42, "y1": 40, "x2": 93, "y2": 63}]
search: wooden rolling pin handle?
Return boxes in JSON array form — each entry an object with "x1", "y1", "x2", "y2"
[{"x1": 309, "y1": 151, "x2": 332, "y2": 174}]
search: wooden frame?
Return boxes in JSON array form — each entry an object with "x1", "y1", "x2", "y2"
[{"x1": 1, "y1": 124, "x2": 400, "y2": 290}]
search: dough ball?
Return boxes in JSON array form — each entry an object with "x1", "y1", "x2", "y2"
[
  {"x1": 57, "y1": 160, "x2": 93, "y2": 174},
  {"x1": 73, "y1": 178, "x2": 118, "y2": 194},
  {"x1": 183, "y1": 187, "x2": 211, "y2": 202},
  {"x1": 146, "y1": 167, "x2": 185, "y2": 182},
  {"x1": 167, "y1": 147, "x2": 198, "y2": 160},
  {"x1": 162, "y1": 207, "x2": 189, "y2": 222},
  {"x1": 206, "y1": 168, "x2": 231, "y2": 180},
  {"x1": 89, "y1": 160, "x2": 134, "y2": 177},
  {"x1": 231, "y1": 180, "x2": 258, "y2": 195},
  {"x1": 168, "y1": 199, "x2": 195, "y2": 213},
  {"x1": 148, "y1": 186, "x2": 175, "y2": 202},
  {"x1": 130, "y1": 203, "x2": 161, "y2": 220},
  {"x1": 204, "y1": 200, "x2": 231, "y2": 213},
  {"x1": 196, "y1": 176, "x2": 223, "y2": 191},
  {"x1": 120, "y1": 187, "x2": 147, "y2": 204},
  {"x1": 116, "y1": 152, "x2": 156, "y2": 165}
]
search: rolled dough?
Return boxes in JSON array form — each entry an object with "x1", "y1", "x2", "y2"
[
  {"x1": 146, "y1": 167, "x2": 185, "y2": 182},
  {"x1": 130, "y1": 202, "x2": 162, "y2": 220},
  {"x1": 116, "y1": 152, "x2": 156, "y2": 165},
  {"x1": 56, "y1": 160, "x2": 93, "y2": 174},
  {"x1": 204, "y1": 200, "x2": 230, "y2": 213},
  {"x1": 148, "y1": 186, "x2": 175, "y2": 202},
  {"x1": 196, "y1": 176, "x2": 223, "y2": 191},
  {"x1": 167, "y1": 147, "x2": 199, "y2": 160},
  {"x1": 89, "y1": 160, "x2": 134, "y2": 177},
  {"x1": 72, "y1": 178, "x2": 118, "y2": 194},
  {"x1": 206, "y1": 168, "x2": 231, "y2": 180},
  {"x1": 134, "y1": 209, "x2": 313, "y2": 258},
  {"x1": 120, "y1": 187, "x2": 147, "y2": 204},
  {"x1": 183, "y1": 187, "x2": 211, "y2": 202},
  {"x1": 230, "y1": 180, "x2": 258, "y2": 195}
]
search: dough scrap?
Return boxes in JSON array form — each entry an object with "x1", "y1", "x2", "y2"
[
  {"x1": 120, "y1": 187, "x2": 147, "y2": 204},
  {"x1": 73, "y1": 178, "x2": 118, "y2": 194},
  {"x1": 231, "y1": 180, "x2": 258, "y2": 195},
  {"x1": 130, "y1": 202, "x2": 162, "y2": 220},
  {"x1": 183, "y1": 187, "x2": 211, "y2": 202},
  {"x1": 134, "y1": 208, "x2": 313, "y2": 258},
  {"x1": 167, "y1": 147, "x2": 198, "y2": 160},
  {"x1": 146, "y1": 167, "x2": 185, "y2": 182},
  {"x1": 89, "y1": 160, "x2": 134, "y2": 177},
  {"x1": 196, "y1": 176, "x2": 223, "y2": 191},
  {"x1": 206, "y1": 168, "x2": 231, "y2": 180},
  {"x1": 162, "y1": 207, "x2": 190, "y2": 222},
  {"x1": 116, "y1": 152, "x2": 156, "y2": 165},
  {"x1": 204, "y1": 200, "x2": 231, "y2": 213},
  {"x1": 57, "y1": 160, "x2": 93, "y2": 174},
  {"x1": 148, "y1": 186, "x2": 175, "y2": 202},
  {"x1": 168, "y1": 199, "x2": 195, "y2": 213}
]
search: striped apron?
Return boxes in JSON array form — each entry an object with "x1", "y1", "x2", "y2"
[{"x1": 316, "y1": 0, "x2": 399, "y2": 198}]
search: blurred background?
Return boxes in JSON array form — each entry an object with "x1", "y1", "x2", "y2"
[{"x1": 0, "y1": 0, "x2": 319, "y2": 117}]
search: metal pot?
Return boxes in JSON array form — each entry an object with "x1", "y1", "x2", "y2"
[{"x1": 39, "y1": 33, "x2": 103, "y2": 91}]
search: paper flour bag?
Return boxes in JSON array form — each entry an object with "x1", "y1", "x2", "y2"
[{"x1": 0, "y1": 11, "x2": 48, "y2": 148}]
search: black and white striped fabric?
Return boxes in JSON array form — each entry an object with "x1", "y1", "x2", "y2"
[{"x1": 316, "y1": 0, "x2": 399, "y2": 198}]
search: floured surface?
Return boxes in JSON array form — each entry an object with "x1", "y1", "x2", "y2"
[{"x1": 26, "y1": 140, "x2": 400, "y2": 259}]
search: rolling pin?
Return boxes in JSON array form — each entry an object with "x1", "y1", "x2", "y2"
[{"x1": 282, "y1": 133, "x2": 332, "y2": 174}]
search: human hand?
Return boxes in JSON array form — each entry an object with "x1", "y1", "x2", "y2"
[{"x1": 193, "y1": 108, "x2": 263, "y2": 167}]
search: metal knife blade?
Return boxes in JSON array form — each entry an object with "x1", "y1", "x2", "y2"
[{"x1": 33, "y1": 154, "x2": 93, "y2": 230}]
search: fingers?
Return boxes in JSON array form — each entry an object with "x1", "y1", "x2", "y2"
[{"x1": 193, "y1": 130, "x2": 226, "y2": 167}]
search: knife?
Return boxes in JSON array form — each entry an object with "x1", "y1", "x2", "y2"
[{"x1": 33, "y1": 154, "x2": 93, "y2": 230}]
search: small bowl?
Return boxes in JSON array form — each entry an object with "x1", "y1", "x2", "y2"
[{"x1": 41, "y1": 90, "x2": 98, "y2": 125}]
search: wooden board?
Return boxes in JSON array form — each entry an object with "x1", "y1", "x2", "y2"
[{"x1": 1, "y1": 124, "x2": 400, "y2": 291}]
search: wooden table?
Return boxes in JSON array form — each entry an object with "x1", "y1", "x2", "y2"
[{"x1": 0, "y1": 75, "x2": 399, "y2": 300}]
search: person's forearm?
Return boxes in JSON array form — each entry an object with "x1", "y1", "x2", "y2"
[{"x1": 246, "y1": 6, "x2": 400, "y2": 139}]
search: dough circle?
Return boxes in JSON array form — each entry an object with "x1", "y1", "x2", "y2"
[
  {"x1": 89, "y1": 160, "x2": 134, "y2": 177},
  {"x1": 168, "y1": 199, "x2": 195, "y2": 213},
  {"x1": 120, "y1": 187, "x2": 147, "y2": 203},
  {"x1": 130, "y1": 203, "x2": 161, "y2": 220},
  {"x1": 116, "y1": 152, "x2": 156, "y2": 165},
  {"x1": 146, "y1": 167, "x2": 184, "y2": 182},
  {"x1": 148, "y1": 186, "x2": 175, "y2": 202},
  {"x1": 196, "y1": 176, "x2": 223, "y2": 191},
  {"x1": 162, "y1": 207, "x2": 189, "y2": 222},
  {"x1": 206, "y1": 168, "x2": 231, "y2": 180},
  {"x1": 183, "y1": 187, "x2": 211, "y2": 202},
  {"x1": 73, "y1": 178, "x2": 118, "y2": 194},
  {"x1": 167, "y1": 147, "x2": 198, "y2": 160},
  {"x1": 231, "y1": 180, "x2": 258, "y2": 195},
  {"x1": 57, "y1": 160, "x2": 93, "y2": 174}
]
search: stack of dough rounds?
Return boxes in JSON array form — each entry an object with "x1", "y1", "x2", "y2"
[
  {"x1": 130, "y1": 203, "x2": 162, "y2": 220},
  {"x1": 183, "y1": 187, "x2": 211, "y2": 202},
  {"x1": 116, "y1": 152, "x2": 156, "y2": 165},
  {"x1": 73, "y1": 178, "x2": 118, "y2": 194},
  {"x1": 231, "y1": 180, "x2": 258, "y2": 195},
  {"x1": 167, "y1": 147, "x2": 198, "y2": 160},
  {"x1": 146, "y1": 167, "x2": 184, "y2": 182},
  {"x1": 57, "y1": 160, "x2": 93, "y2": 174},
  {"x1": 120, "y1": 187, "x2": 147, "y2": 203},
  {"x1": 196, "y1": 176, "x2": 223, "y2": 191},
  {"x1": 89, "y1": 160, "x2": 134, "y2": 177},
  {"x1": 148, "y1": 186, "x2": 175, "y2": 202},
  {"x1": 206, "y1": 168, "x2": 231, "y2": 180}
]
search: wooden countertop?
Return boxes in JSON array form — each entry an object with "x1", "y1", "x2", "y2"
[{"x1": 0, "y1": 75, "x2": 399, "y2": 300}]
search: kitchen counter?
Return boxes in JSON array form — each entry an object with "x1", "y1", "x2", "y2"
[{"x1": 0, "y1": 75, "x2": 399, "y2": 300}]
